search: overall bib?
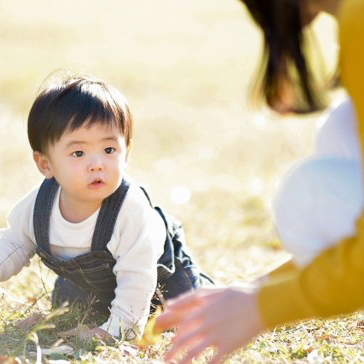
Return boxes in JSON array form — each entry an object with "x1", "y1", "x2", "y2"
[{"x1": 33, "y1": 177, "x2": 213, "y2": 314}]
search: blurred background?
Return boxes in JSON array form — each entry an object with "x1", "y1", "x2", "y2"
[{"x1": 0, "y1": 0, "x2": 339, "y2": 289}]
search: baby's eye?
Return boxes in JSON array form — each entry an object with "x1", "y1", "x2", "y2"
[
  {"x1": 71, "y1": 151, "x2": 84, "y2": 158},
  {"x1": 104, "y1": 147, "x2": 116, "y2": 154}
]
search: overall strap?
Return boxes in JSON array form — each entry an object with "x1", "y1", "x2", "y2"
[
  {"x1": 33, "y1": 177, "x2": 131, "y2": 253},
  {"x1": 33, "y1": 177, "x2": 59, "y2": 254},
  {"x1": 91, "y1": 177, "x2": 130, "y2": 250}
]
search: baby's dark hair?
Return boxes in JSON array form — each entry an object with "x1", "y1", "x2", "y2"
[{"x1": 28, "y1": 74, "x2": 133, "y2": 154}]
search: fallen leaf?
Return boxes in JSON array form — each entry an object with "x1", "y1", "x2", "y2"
[{"x1": 27, "y1": 297, "x2": 38, "y2": 304}]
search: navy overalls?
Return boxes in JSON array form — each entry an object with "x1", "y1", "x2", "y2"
[{"x1": 33, "y1": 177, "x2": 213, "y2": 315}]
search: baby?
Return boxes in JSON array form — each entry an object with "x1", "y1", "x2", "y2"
[{"x1": 0, "y1": 74, "x2": 212, "y2": 340}]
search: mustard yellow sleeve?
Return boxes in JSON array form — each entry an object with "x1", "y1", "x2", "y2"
[{"x1": 258, "y1": 0, "x2": 364, "y2": 329}]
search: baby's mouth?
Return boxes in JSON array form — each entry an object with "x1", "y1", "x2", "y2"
[{"x1": 89, "y1": 178, "x2": 105, "y2": 187}]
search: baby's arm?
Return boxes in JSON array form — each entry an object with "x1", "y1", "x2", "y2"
[
  {"x1": 0, "y1": 187, "x2": 38, "y2": 281},
  {"x1": 0, "y1": 230, "x2": 35, "y2": 281},
  {"x1": 100, "y1": 185, "x2": 165, "y2": 338}
]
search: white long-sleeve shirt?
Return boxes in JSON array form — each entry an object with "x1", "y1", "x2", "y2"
[{"x1": 0, "y1": 180, "x2": 166, "y2": 337}]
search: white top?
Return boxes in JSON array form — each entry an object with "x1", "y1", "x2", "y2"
[
  {"x1": 0, "y1": 180, "x2": 166, "y2": 337},
  {"x1": 272, "y1": 97, "x2": 363, "y2": 267}
]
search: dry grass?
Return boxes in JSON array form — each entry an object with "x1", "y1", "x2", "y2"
[{"x1": 1, "y1": 0, "x2": 361, "y2": 363}]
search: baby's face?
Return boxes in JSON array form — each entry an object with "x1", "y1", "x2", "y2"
[{"x1": 44, "y1": 122, "x2": 129, "y2": 220}]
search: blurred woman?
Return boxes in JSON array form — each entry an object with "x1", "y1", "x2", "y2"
[{"x1": 155, "y1": 0, "x2": 364, "y2": 362}]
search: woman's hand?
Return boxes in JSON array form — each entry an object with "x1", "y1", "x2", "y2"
[{"x1": 155, "y1": 284, "x2": 264, "y2": 363}]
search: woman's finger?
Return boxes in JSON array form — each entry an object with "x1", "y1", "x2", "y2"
[
  {"x1": 164, "y1": 306, "x2": 218, "y2": 362},
  {"x1": 156, "y1": 289, "x2": 211, "y2": 331},
  {"x1": 156, "y1": 287, "x2": 229, "y2": 333},
  {"x1": 166, "y1": 286, "x2": 225, "y2": 310},
  {"x1": 155, "y1": 308, "x2": 185, "y2": 332},
  {"x1": 164, "y1": 324, "x2": 203, "y2": 362},
  {"x1": 165, "y1": 291, "x2": 203, "y2": 310},
  {"x1": 177, "y1": 339, "x2": 215, "y2": 364},
  {"x1": 208, "y1": 350, "x2": 226, "y2": 364}
]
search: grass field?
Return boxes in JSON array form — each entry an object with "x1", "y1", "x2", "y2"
[{"x1": 1, "y1": 1, "x2": 363, "y2": 363}]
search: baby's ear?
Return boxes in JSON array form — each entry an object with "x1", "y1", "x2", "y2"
[
  {"x1": 126, "y1": 140, "x2": 133, "y2": 164},
  {"x1": 33, "y1": 151, "x2": 54, "y2": 179}
]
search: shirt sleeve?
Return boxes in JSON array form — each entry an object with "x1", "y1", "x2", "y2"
[
  {"x1": 100, "y1": 184, "x2": 166, "y2": 338},
  {"x1": 0, "y1": 186, "x2": 38, "y2": 281},
  {"x1": 258, "y1": 0, "x2": 364, "y2": 328}
]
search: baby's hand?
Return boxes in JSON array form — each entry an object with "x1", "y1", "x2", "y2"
[
  {"x1": 77, "y1": 326, "x2": 113, "y2": 343},
  {"x1": 59, "y1": 324, "x2": 114, "y2": 343}
]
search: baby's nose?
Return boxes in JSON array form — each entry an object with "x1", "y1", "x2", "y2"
[
  {"x1": 90, "y1": 164, "x2": 103, "y2": 172},
  {"x1": 89, "y1": 157, "x2": 104, "y2": 171}
]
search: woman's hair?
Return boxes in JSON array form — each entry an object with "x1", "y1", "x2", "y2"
[
  {"x1": 28, "y1": 73, "x2": 133, "y2": 154},
  {"x1": 241, "y1": 0, "x2": 325, "y2": 112}
]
